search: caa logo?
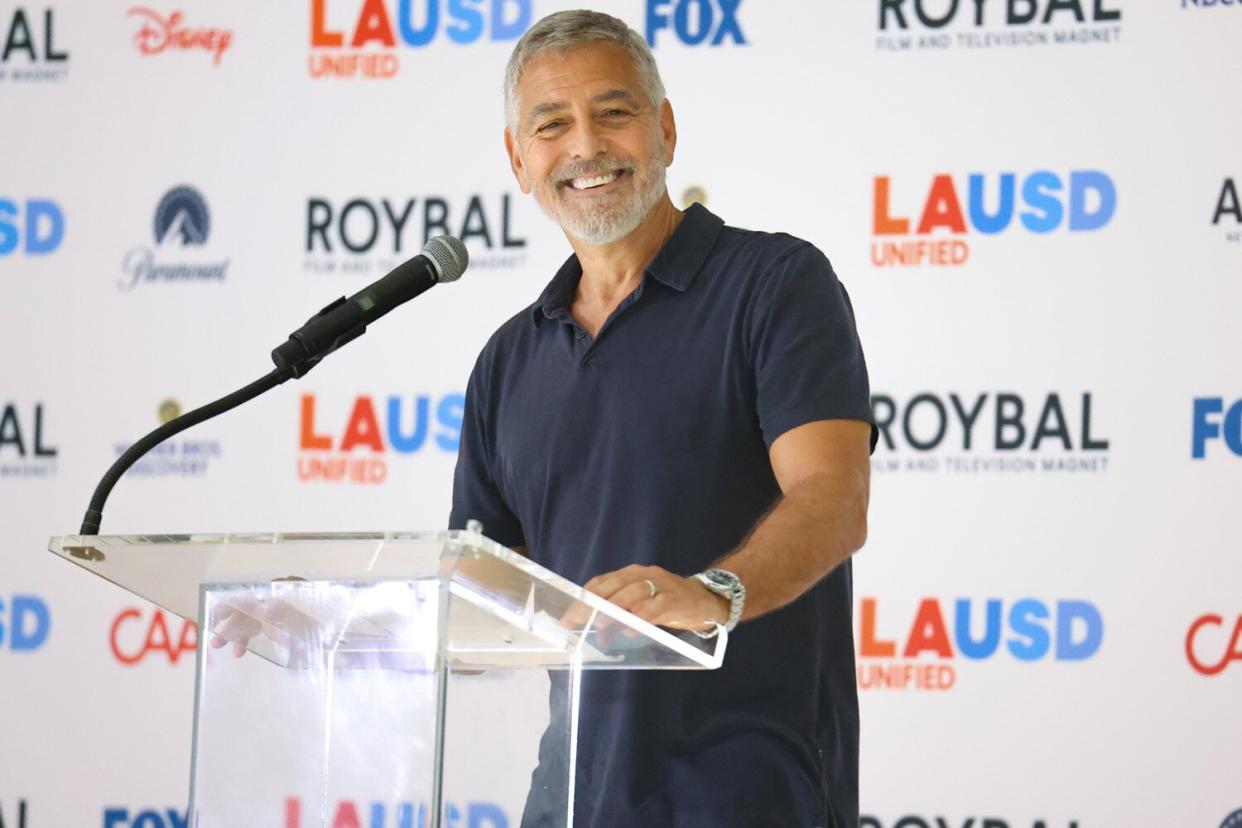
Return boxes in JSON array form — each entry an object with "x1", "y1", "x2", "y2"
[
  {"x1": 0, "y1": 198, "x2": 65, "y2": 256},
  {"x1": 299, "y1": 393, "x2": 463, "y2": 484},
  {"x1": 310, "y1": 0, "x2": 532, "y2": 79},
  {"x1": 104, "y1": 808, "x2": 188, "y2": 828},
  {"x1": 110, "y1": 607, "x2": 197, "y2": 666},
  {"x1": 857, "y1": 597, "x2": 1103, "y2": 691},
  {"x1": 645, "y1": 0, "x2": 746, "y2": 47},
  {"x1": 285, "y1": 796, "x2": 508, "y2": 827},
  {"x1": 1191, "y1": 398, "x2": 1242, "y2": 459},
  {"x1": 305, "y1": 194, "x2": 527, "y2": 275},
  {"x1": 0, "y1": 402, "x2": 58, "y2": 479},
  {"x1": 871, "y1": 171, "x2": 1115, "y2": 266},
  {"x1": 1, "y1": 7, "x2": 69, "y2": 82},
  {"x1": 1186, "y1": 614, "x2": 1242, "y2": 677},
  {"x1": 1, "y1": 595, "x2": 51, "y2": 652}
]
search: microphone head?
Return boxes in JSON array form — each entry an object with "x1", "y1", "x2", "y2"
[{"x1": 422, "y1": 235, "x2": 469, "y2": 283}]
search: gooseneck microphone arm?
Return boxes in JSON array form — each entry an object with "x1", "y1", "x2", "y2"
[
  {"x1": 78, "y1": 367, "x2": 295, "y2": 535},
  {"x1": 77, "y1": 235, "x2": 470, "y2": 536}
]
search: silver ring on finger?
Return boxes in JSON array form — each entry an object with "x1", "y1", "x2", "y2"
[{"x1": 643, "y1": 578, "x2": 658, "y2": 600}]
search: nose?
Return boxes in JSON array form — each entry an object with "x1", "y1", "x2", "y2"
[{"x1": 567, "y1": 117, "x2": 608, "y2": 161}]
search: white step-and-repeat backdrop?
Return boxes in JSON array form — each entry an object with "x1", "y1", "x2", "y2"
[{"x1": 3, "y1": 1, "x2": 1240, "y2": 826}]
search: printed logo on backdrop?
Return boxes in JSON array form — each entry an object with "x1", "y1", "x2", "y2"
[
  {"x1": 104, "y1": 807, "x2": 188, "y2": 828},
  {"x1": 285, "y1": 796, "x2": 509, "y2": 828},
  {"x1": 305, "y1": 194, "x2": 527, "y2": 276},
  {"x1": 871, "y1": 171, "x2": 1116, "y2": 267},
  {"x1": 127, "y1": 7, "x2": 233, "y2": 66},
  {"x1": 1185, "y1": 613, "x2": 1242, "y2": 677},
  {"x1": 861, "y1": 817, "x2": 1080, "y2": 828},
  {"x1": 299, "y1": 392, "x2": 463, "y2": 484},
  {"x1": 309, "y1": 0, "x2": 533, "y2": 80},
  {"x1": 120, "y1": 185, "x2": 229, "y2": 291},
  {"x1": 110, "y1": 606, "x2": 197, "y2": 666},
  {"x1": 1213, "y1": 178, "x2": 1241, "y2": 244},
  {"x1": 0, "y1": 800, "x2": 29, "y2": 827},
  {"x1": 112, "y1": 399, "x2": 222, "y2": 476},
  {"x1": 1, "y1": 594, "x2": 51, "y2": 652},
  {"x1": 0, "y1": 197, "x2": 64, "y2": 256},
  {"x1": 645, "y1": 0, "x2": 746, "y2": 47},
  {"x1": 857, "y1": 597, "x2": 1103, "y2": 691},
  {"x1": 876, "y1": 0, "x2": 1121, "y2": 51},
  {"x1": 0, "y1": 402, "x2": 58, "y2": 478},
  {"x1": 871, "y1": 392, "x2": 1110, "y2": 474},
  {"x1": 0, "y1": 6, "x2": 68, "y2": 82},
  {"x1": 1191, "y1": 398, "x2": 1242, "y2": 459}
]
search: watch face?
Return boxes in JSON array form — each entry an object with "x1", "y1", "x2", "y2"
[{"x1": 705, "y1": 569, "x2": 737, "y2": 590}]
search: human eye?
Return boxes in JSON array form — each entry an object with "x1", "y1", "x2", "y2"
[{"x1": 535, "y1": 120, "x2": 563, "y2": 135}]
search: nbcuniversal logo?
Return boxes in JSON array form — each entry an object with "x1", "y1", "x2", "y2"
[{"x1": 870, "y1": 170, "x2": 1116, "y2": 267}]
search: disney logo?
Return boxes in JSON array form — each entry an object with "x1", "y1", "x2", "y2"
[{"x1": 127, "y1": 7, "x2": 232, "y2": 66}]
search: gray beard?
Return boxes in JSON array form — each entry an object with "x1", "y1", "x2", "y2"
[{"x1": 534, "y1": 154, "x2": 669, "y2": 246}]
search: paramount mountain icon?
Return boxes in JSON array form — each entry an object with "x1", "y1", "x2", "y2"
[{"x1": 120, "y1": 184, "x2": 229, "y2": 291}]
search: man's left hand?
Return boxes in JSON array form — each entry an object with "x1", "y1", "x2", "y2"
[{"x1": 584, "y1": 564, "x2": 728, "y2": 633}]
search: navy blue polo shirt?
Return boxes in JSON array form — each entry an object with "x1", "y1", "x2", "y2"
[{"x1": 450, "y1": 204, "x2": 873, "y2": 828}]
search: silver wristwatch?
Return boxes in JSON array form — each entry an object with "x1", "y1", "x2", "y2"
[{"x1": 692, "y1": 568, "x2": 746, "y2": 638}]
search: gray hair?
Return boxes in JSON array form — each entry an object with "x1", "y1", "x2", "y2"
[{"x1": 504, "y1": 10, "x2": 667, "y2": 133}]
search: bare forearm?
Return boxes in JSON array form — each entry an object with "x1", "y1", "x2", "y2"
[{"x1": 717, "y1": 467, "x2": 868, "y2": 620}]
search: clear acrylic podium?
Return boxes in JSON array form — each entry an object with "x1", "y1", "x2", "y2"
[{"x1": 48, "y1": 530, "x2": 724, "y2": 828}]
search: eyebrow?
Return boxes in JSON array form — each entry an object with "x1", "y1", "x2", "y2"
[{"x1": 524, "y1": 89, "x2": 644, "y2": 126}]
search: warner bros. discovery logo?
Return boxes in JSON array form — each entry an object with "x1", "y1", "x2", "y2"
[
  {"x1": 1, "y1": 6, "x2": 69, "y2": 82},
  {"x1": 870, "y1": 171, "x2": 1116, "y2": 267},
  {"x1": 870, "y1": 392, "x2": 1110, "y2": 474},
  {"x1": 112, "y1": 399, "x2": 222, "y2": 476},
  {"x1": 875, "y1": 0, "x2": 1121, "y2": 52},
  {"x1": 309, "y1": 0, "x2": 533, "y2": 80},
  {"x1": 120, "y1": 186, "x2": 229, "y2": 291},
  {"x1": 857, "y1": 596, "x2": 1103, "y2": 691}
]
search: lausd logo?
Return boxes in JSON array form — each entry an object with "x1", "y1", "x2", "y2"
[
  {"x1": 1213, "y1": 177, "x2": 1240, "y2": 244},
  {"x1": 113, "y1": 399, "x2": 222, "y2": 476},
  {"x1": 0, "y1": 198, "x2": 64, "y2": 256},
  {"x1": 1192, "y1": 398, "x2": 1242, "y2": 459},
  {"x1": 298, "y1": 392, "x2": 463, "y2": 484},
  {"x1": 857, "y1": 597, "x2": 1102, "y2": 691},
  {"x1": 645, "y1": 0, "x2": 746, "y2": 47},
  {"x1": 105, "y1": 809, "x2": 187, "y2": 828},
  {"x1": 862, "y1": 817, "x2": 1080, "y2": 828},
  {"x1": 1, "y1": 594, "x2": 51, "y2": 652},
  {"x1": 127, "y1": 7, "x2": 233, "y2": 66},
  {"x1": 110, "y1": 606, "x2": 197, "y2": 666},
  {"x1": 120, "y1": 185, "x2": 229, "y2": 291},
  {"x1": 0, "y1": 800, "x2": 29, "y2": 827},
  {"x1": 1185, "y1": 613, "x2": 1242, "y2": 677},
  {"x1": 305, "y1": 194, "x2": 527, "y2": 276},
  {"x1": 871, "y1": 171, "x2": 1115, "y2": 267},
  {"x1": 1, "y1": 6, "x2": 68, "y2": 83},
  {"x1": 309, "y1": 0, "x2": 532, "y2": 80},
  {"x1": 871, "y1": 392, "x2": 1109, "y2": 474},
  {"x1": 875, "y1": 0, "x2": 1121, "y2": 51},
  {"x1": 0, "y1": 402, "x2": 57, "y2": 479},
  {"x1": 285, "y1": 796, "x2": 508, "y2": 828}
]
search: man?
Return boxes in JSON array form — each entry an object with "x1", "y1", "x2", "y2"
[{"x1": 450, "y1": 10, "x2": 874, "y2": 828}]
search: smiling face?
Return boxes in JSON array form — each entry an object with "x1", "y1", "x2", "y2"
[{"x1": 505, "y1": 42, "x2": 676, "y2": 246}]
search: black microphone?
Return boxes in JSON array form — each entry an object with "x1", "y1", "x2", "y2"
[{"x1": 272, "y1": 234, "x2": 469, "y2": 377}]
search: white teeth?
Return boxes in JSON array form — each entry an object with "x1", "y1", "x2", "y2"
[{"x1": 571, "y1": 172, "x2": 619, "y2": 190}]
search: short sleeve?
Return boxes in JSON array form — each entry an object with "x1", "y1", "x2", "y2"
[
  {"x1": 747, "y1": 242, "x2": 877, "y2": 451},
  {"x1": 448, "y1": 357, "x2": 526, "y2": 547}
]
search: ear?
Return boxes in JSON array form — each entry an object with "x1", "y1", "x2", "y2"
[
  {"x1": 504, "y1": 127, "x2": 532, "y2": 194},
  {"x1": 660, "y1": 99, "x2": 677, "y2": 167}
]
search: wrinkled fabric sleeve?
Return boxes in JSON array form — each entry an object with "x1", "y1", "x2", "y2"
[
  {"x1": 448, "y1": 357, "x2": 526, "y2": 548},
  {"x1": 747, "y1": 242, "x2": 877, "y2": 452}
]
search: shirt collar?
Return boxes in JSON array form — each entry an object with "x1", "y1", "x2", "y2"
[{"x1": 531, "y1": 203, "x2": 726, "y2": 327}]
